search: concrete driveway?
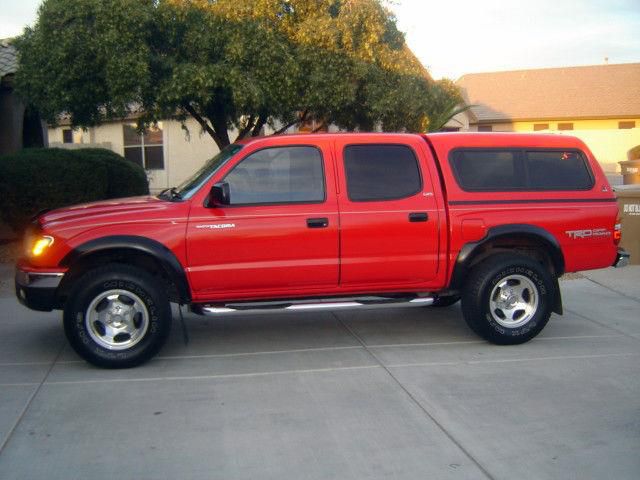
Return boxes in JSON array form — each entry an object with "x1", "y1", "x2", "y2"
[{"x1": 0, "y1": 264, "x2": 638, "y2": 480}]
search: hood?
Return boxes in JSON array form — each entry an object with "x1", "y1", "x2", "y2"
[{"x1": 38, "y1": 196, "x2": 184, "y2": 230}]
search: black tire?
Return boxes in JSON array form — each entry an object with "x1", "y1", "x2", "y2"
[
  {"x1": 430, "y1": 295, "x2": 461, "y2": 307},
  {"x1": 63, "y1": 264, "x2": 172, "y2": 368},
  {"x1": 461, "y1": 253, "x2": 554, "y2": 345}
]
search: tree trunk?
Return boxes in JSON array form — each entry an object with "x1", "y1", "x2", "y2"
[{"x1": 182, "y1": 103, "x2": 228, "y2": 150}]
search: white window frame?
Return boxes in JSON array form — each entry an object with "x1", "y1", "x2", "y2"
[{"x1": 123, "y1": 122, "x2": 165, "y2": 170}]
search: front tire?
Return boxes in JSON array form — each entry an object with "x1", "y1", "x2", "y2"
[
  {"x1": 63, "y1": 264, "x2": 172, "y2": 368},
  {"x1": 461, "y1": 253, "x2": 555, "y2": 345}
]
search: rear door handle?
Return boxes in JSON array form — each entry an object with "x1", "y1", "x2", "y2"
[
  {"x1": 307, "y1": 217, "x2": 329, "y2": 228},
  {"x1": 408, "y1": 212, "x2": 429, "y2": 222}
]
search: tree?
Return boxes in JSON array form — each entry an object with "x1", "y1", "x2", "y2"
[
  {"x1": 16, "y1": 0, "x2": 464, "y2": 149},
  {"x1": 424, "y1": 79, "x2": 474, "y2": 132}
]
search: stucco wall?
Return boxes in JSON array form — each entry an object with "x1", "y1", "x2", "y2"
[{"x1": 49, "y1": 119, "x2": 227, "y2": 191}]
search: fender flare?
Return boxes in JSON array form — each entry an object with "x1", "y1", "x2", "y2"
[
  {"x1": 59, "y1": 235, "x2": 191, "y2": 303},
  {"x1": 449, "y1": 224, "x2": 565, "y2": 314}
]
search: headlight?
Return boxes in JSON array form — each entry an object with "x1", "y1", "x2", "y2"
[{"x1": 27, "y1": 235, "x2": 54, "y2": 257}]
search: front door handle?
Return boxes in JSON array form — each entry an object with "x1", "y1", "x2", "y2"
[
  {"x1": 307, "y1": 217, "x2": 329, "y2": 228},
  {"x1": 408, "y1": 212, "x2": 429, "y2": 222}
]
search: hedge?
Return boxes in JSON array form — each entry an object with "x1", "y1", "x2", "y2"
[
  {"x1": 76, "y1": 148, "x2": 149, "y2": 199},
  {"x1": 0, "y1": 148, "x2": 149, "y2": 232}
]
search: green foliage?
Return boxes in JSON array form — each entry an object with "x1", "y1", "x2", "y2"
[
  {"x1": 16, "y1": 0, "x2": 465, "y2": 148},
  {"x1": 75, "y1": 148, "x2": 149, "y2": 199},
  {"x1": 0, "y1": 148, "x2": 149, "y2": 232},
  {"x1": 424, "y1": 79, "x2": 472, "y2": 132}
]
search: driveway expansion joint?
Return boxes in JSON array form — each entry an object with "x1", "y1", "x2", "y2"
[
  {"x1": 0, "y1": 341, "x2": 66, "y2": 456},
  {"x1": 331, "y1": 312, "x2": 497, "y2": 480}
]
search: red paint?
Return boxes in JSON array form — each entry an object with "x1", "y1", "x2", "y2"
[{"x1": 24, "y1": 132, "x2": 619, "y2": 303}]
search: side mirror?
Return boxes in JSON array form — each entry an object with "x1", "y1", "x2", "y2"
[{"x1": 208, "y1": 182, "x2": 230, "y2": 207}]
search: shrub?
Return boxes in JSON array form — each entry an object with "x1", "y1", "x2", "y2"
[
  {"x1": 0, "y1": 147, "x2": 149, "y2": 232},
  {"x1": 76, "y1": 148, "x2": 149, "y2": 199}
]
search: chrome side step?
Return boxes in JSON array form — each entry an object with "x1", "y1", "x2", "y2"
[{"x1": 192, "y1": 295, "x2": 434, "y2": 316}]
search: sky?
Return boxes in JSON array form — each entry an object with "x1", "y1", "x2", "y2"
[{"x1": 1, "y1": 0, "x2": 639, "y2": 80}]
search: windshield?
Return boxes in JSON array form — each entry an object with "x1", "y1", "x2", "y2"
[{"x1": 171, "y1": 144, "x2": 244, "y2": 200}]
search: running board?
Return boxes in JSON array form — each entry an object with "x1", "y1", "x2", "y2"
[{"x1": 192, "y1": 295, "x2": 434, "y2": 316}]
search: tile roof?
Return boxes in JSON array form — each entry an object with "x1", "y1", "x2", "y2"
[
  {"x1": 0, "y1": 38, "x2": 18, "y2": 80},
  {"x1": 457, "y1": 63, "x2": 640, "y2": 123}
]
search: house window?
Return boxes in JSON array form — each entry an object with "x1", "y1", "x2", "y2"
[
  {"x1": 123, "y1": 123, "x2": 164, "y2": 170},
  {"x1": 619, "y1": 121, "x2": 636, "y2": 129},
  {"x1": 478, "y1": 125, "x2": 493, "y2": 132},
  {"x1": 533, "y1": 123, "x2": 549, "y2": 131},
  {"x1": 62, "y1": 129, "x2": 73, "y2": 144},
  {"x1": 558, "y1": 123, "x2": 574, "y2": 131}
]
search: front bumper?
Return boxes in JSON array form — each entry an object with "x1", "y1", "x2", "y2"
[
  {"x1": 15, "y1": 267, "x2": 64, "y2": 312},
  {"x1": 612, "y1": 248, "x2": 630, "y2": 268}
]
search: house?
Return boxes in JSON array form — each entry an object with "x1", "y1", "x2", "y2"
[
  {"x1": 49, "y1": 117, "x2": 226, "y2": 193},
  {"x1": 451, "y1": 63, "x2": 640, "y2": 174},
  {"x1": 0, "y1": 38, "x2": 47, "y2": 155},
  {"x1": 49, "y1": 118, "x2": 338, "y2": 193}
]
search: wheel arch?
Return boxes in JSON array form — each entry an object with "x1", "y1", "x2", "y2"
[
  {"x1": 58, "y1": 235, "x2": 191, "y2": 305},
  {"x1": 450, "y1": 224, "x2": 564, "y2": 314}
]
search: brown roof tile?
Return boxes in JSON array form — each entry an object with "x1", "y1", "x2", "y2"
[{"x1": 457, "y1": 63, "x2": 640, "y2": 123}]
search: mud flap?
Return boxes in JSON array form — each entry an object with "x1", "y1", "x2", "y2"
[{"x1": 552, "y1": 278, "x2": 563, "y2": 315}]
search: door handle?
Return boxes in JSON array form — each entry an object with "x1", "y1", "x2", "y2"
[
  {"x1": 307, "y1": 217, "x2": 329, "y2": 228},
  {"x1": 408, "y1": 212, "x2": 429, "y2": 222}
]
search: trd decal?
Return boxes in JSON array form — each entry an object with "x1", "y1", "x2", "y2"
[{"x1": 565, "y1": 228, "x2": 611, "y2": 239}]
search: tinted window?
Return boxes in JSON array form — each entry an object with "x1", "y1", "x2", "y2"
[
  {"x1": 224, "y1": 146, "x2": 324, "y2": 205},
  {"x1": 526, "y1": 151, "x2": 593, "y2": 189},
  {"x1": 344, "y1": 145, "x2": 421, "y2": 201},
  {"x1": 450, "y1": 149, "x2": 594, "y2": 191},
  {"x1": 450, "y1": 150, "x2": 524, "y2": 190}
]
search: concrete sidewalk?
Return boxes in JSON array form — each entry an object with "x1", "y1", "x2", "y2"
[{"x1": 0, "y1": 266, "x2": 638, "y2": 479}]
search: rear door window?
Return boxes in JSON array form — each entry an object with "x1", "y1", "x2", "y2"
[{"x1": 344, "y1": 145, "x2": 422, "y2": 201}]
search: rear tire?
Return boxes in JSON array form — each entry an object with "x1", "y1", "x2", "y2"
[
  {"x1": 461, "y1": 253, "x2": 554, "y2": 345},
  {"x1": 63, "y1": 264, "x2": 172, "y2": 368}
]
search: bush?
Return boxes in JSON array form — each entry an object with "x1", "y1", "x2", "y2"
[
  {"x1": 76, "y1": 148, "x2": 149, "y2": 199},
  {"x1": 0, "y1": 148, "x2": 149, "y2": 232}
]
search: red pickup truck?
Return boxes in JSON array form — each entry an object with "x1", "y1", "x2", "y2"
[{"x1": 15, "y1": 133, "x2": 628, "y2": 368}]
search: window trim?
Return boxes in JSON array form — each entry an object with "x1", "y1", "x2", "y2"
[
  {"x1": 62, "y1": 128, "x2": 73, "y2": 144},
  {"x1": 448, "y1": 147, "x2": 595, "y2": 192},
  {"x1": 123, "y1": 123, "x2": 165, "y2": 171},
  {"x1": 218, "y1": 144, "x2": 327, "y2": 207},
  {"x1": 342, "y1": 143, "x2": 424, "y2": 203}
]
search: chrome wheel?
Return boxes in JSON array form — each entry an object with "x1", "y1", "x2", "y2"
[
  {"x1": 489, "y1": 274, "x2": 539, "y2": 328},
  {"x1": 85, "y1": 289, "x2": 149, "y2": 350}
]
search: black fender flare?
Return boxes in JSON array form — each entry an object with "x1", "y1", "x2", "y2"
[
  {"x1": 450, "y1": 224, "x2": 564, "y2": 314},
  {"x1": 59, "y1": 235, "x2": 191, "y2": 303}
]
